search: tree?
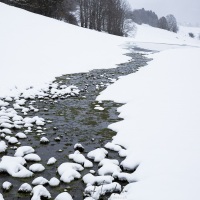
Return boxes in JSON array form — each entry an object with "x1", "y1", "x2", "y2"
[
  {"x1": 166, "y1": 14, "x2": 179, "y2": 33},
  {"x1": 158, "y1": 16, "x2": 169, "y2": 30},
  {"x1": 78, "y1": 0, "x2": 129, "y2": 36},
  {"x1": 1, "y1": 0, "x2": 78, "y2": 24},
  {"x1": 128, "y1": 8, "x2": 159, "y2": 27}
]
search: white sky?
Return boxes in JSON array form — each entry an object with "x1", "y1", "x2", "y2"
[{"x1": 128, "y1": 0, "x2": 200, "y2": 25}]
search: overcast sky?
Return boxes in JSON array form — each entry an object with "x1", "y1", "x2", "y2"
[{"x1": 128, "y1": 0, "x2": 200, "y2": 25}]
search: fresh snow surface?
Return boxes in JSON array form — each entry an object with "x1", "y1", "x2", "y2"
[{"x1": 97, "y1": 47, "x2": 200, "y2": 199}]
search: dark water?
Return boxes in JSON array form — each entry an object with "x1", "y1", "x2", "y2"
[{"x1": 0, "y1": 50, "x2": 151, "y2": 199}]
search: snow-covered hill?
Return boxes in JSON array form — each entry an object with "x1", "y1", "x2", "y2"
[{"x1": 1, "y1": 3, "x2": 200, "y2": 200}]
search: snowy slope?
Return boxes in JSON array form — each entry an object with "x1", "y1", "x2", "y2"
[
  {"x1": 1, "y1": 3, "x2": 200, "y2": 200},
  {"x1": 179, "y1": 25, "x2": 200, "y2": 40},
  {"x1": 0, "y1": 3, "x2": 129, "y2": 97}
]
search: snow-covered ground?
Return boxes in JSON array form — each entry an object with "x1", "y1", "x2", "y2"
[
  {"x1": 179, "y1": 25, "x2": 200, "y2": 40},
  {"x1": 1, "y1": 2, "x2": 200, "y2": 200}
]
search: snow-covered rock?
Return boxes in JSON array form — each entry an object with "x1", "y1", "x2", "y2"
[
  {"x1": 87, "y1": 148, "x2": 108, "y2": 162},
  {"x1": 84, "y1": 182, "x2": 121, "y2": 199},
  {"x1": 8, "y1": 136, "x2": 18, "y2": 144},
  {"x1": 18, "y1": 183, "x2": 32, "y2": 193},
  {"x1": 2, "y1": 181, "x2": 12, "y2": 190},
  {"x1": 49, "y1": 177, "x2": 60, "y2": 187},
  {"x1": 98, "y1": 159, "x2": 119, "y2": 167},
  {"x1": 0, "y1": 128, "x2": 12, "y2": 134},
  {"x1": 74, "y1": 143, "x2": 84, "y2": 152},
  {"x1": 0, "y1": 141, "x2": 7, "y2": 153},
  {"x1": 29, "y1": 164, "x2": 45, "y2": 172},
  {"x1": 31, "y1": 185, "x2": 51, "y2": 200},
  {"x1": 98, "y1": 163, "x2": 121, "y2": 176},
  {"x1": 14, "y1": 146, "x2": 35, "y2": 157},
  {"x1": 15, "y1": 132, "x2": 27, "y2": 139},
  {"x1": 83, "y1": 173, "x2": 114, "y2": 186},
  {"x1": 112, "y1": 171, "x2": 135, "y2": 183},
  {"x1": 55, "y1": 192, "x2": 73, "y2": 200},
  {"x1": 24, "y1": 154, "x2": 41, "y2": 162},
  {"x1": 69, "y1": 151, "x2": 93, "y2": 168},
  {"x1": 32, "y1": 176, "x2": 49, "y2": 185},
  {"x1": 0, "y1": 193, "x2": 4, "y2": 200},
  {"x1": 40, "y1": 137, "x2": 49, "y2": 144},
  {"x1": 58, "y1": 162, "x2": 83, "y2": 183},
  {"x1": 0, "y1": 156, "x2": 33, "y2": 178},
  {"x1": 47, "y1": 157, "x2": 57, "y2": 165}
]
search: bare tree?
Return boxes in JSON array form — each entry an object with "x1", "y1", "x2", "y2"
[
  {"x1": 166, "y1": 14, "x2": 179, "y2": 33},
  {"x1": 78, "y1": 0, "x2": 129, "y2": 36}
]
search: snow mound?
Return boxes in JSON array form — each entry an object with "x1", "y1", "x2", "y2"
[
  {"x1": 32, "y1": 176, "x2": 48, "y2": 186},
  {"x1": 83, "y1": 173, "x2": 114, "y2": 186},
  {"x1": 57, "y1": 162, "x2": 84, "y2": 183},
  {"x1": 87, "y1": 148, "x2": 108, "y2": 162},
  {"x1": 14, "y1": 146, "x2": 35, "y2": 157},
  {"x1": 31, "y1": 185, "x2": 51, "y2": 200},
  {"x1": 69, "y1": 150, "x2": 93, "y2": 168},
  {"x1": 18, "y1": 183, "x2": 32, "y2": 193},
  {"x1": 55, "y1": 192, "x2": 73, "y2": 200}
]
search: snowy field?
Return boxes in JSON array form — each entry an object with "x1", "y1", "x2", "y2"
[{"x1": 1, "y1": 2, "x2": 200, "y2": 200}]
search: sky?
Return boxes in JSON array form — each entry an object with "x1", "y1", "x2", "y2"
[{"x1": 128, "y1": 0, "x2": 200, "y2": 26}]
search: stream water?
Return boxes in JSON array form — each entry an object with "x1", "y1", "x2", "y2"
[{"x1": 0, "y1": 48, "x2": 151, "y2": 200}]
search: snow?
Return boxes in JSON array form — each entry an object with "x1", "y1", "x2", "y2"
[
  {"x1": 57, "y1": 162, "x2": 84, "y2": 183},
  {"x1": 55, "y1": 192, "x2": 73, "y2": 200},
  {"x1": 29, "y1": 163, "x2": 45, "y2": 172},
  {"x1": 179, "y1": 26, "x2": 200, "y2": 40},
  {"x1": 87, "y1": 148, "x2": 108, "y2": 162},
  {"x1": 18, "y1": 183, "x2": 32, "y2": 193},
  {"x1": 14, "y1": 146, "x2": 35, "y2": 157},
  {"x1": 0, "y1": 2, "x2": 129, "y2": 98},
  {"x1": 97, "y1": 47, "x2": 200, "y2": 199},
  {"x1": 69, "y1": 150, "x2": 93, "y2": 168},
  {"x1": 15, "y1": 132, "x2": 27, "y2": 139},
  {"x1": 84, "y1": 182, "x2": 121, "y2": 199},
  {"x1": 1, "y1": 2, "x2": 200, "y2": 200},
  {"x1": 2, "y1": 181, "x2": 12, "y2": 190},
  {"x1": 49, "y1": 177, "x2": 60, "y2": 187},
  {"x1": 83, "y1": 173, "x2": 114, "y2": 186},
  {"x1": 24, "y1": 153, "x2": 41, "y2": 162},
  {"x1": 0, "y1": 141, "x2": 7, "y2": 153},
  {"x1": 0, "y1": 156, "x2": 33, "y2": 178},
  {"x1": 32, "y1": 177, "x2": 48, "y2": 186},
  {"x1": 0, "y1": 194, "x2": 4, "y2": 200},
  {"x1": 47, "y1": 157, "x2": 57, "y2": 165},
  {"x1": 31, "y1": 185, "x2": 51, "y2": 200}
]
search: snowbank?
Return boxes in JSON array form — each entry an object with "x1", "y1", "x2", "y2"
[{"x1": 97, "y1": 47, "x2": 200, "y2": 200}]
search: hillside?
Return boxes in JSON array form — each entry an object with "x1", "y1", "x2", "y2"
[{"x1": 1, "y1": 3, "x2": 200, "y2": 200}]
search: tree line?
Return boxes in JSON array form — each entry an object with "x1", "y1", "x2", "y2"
[
  {"x1": 0, "y1": 0, "x2": 78, "y2": 24},
  {"x1": 1, "y1": 0, "x2": 179, "y2": 35},
  {"x1": 128, "y1": 8, "x2": 179, "y2": 33},
  {"x1": 79, "y1": 0, "x2": 129, "y2": 36}
]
